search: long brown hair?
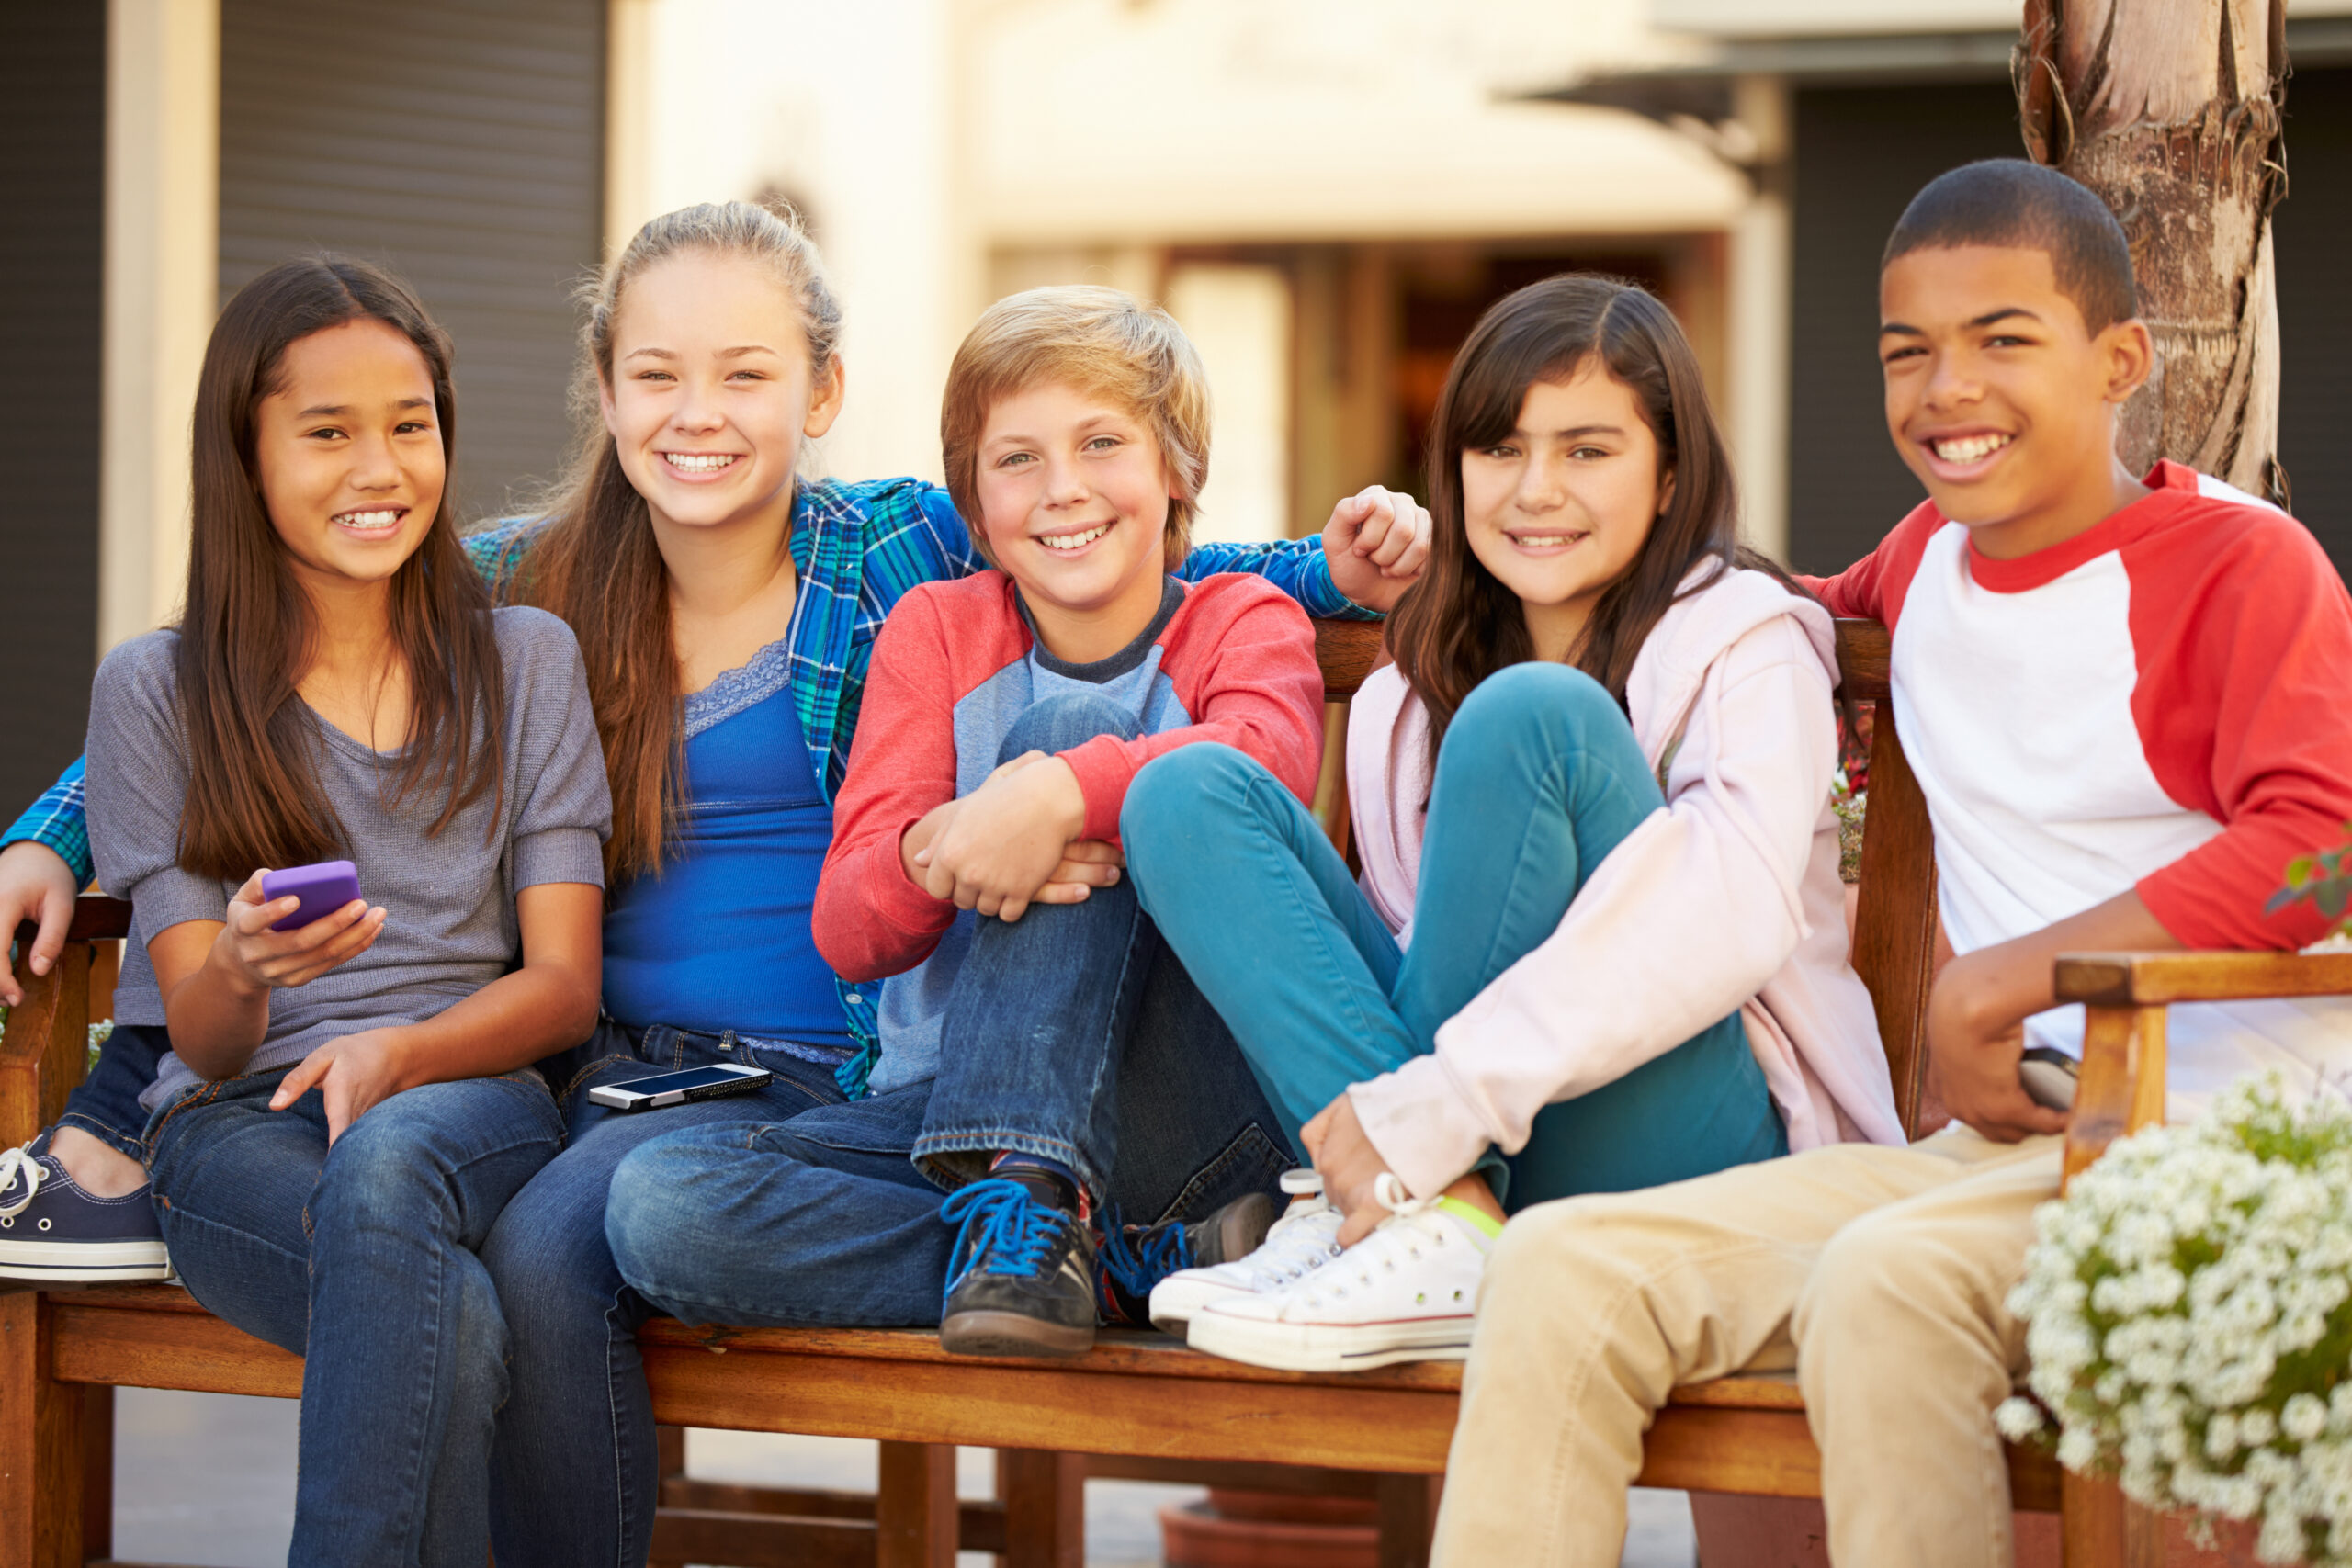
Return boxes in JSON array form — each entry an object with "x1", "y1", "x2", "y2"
[
  {"x1": 1386, "y1": 273, "x2": 1800, "y2": 770},
  {"x1": 524, "y1": 201, "x2": 842, "y2": 884},
  {"x1": 175, "y1": 256, "x2": 504, "y2": 880}
]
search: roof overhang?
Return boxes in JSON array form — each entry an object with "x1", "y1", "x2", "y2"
[{"x1": 1538, "y1": 15, "x2": 2352, "y2": 126}]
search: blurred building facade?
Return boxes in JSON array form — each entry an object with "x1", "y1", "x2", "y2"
[{"x1": 5, "y1": 0, "x2": 2351, "y2": 816}]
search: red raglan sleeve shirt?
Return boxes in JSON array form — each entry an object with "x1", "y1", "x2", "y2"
[
  {"x1": 812, "y1": 572, "x2": 1325, "y2": 982},
  {"x1": 2123, "y1": 511, "x2": 2352, "y2": 950},
  {"x1": 1055, "y1": 578, "x2": 1326, "y2": 844},
  {"x1": 812, "y1": 586, "x2": 983, "y2": 984}
]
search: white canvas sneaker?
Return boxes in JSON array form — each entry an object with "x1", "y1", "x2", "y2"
[
  {"x1": 1184, "y1": 1174, "x2": 1497, "y2": 1372},
  {"x1": 1148, "y1": 1169, "x2": 1343, "y2": 1332}
]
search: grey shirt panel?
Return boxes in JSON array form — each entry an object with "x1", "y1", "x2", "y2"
[{"x1": 84, "y1": 608, "x2": 612, "y2": 1112}]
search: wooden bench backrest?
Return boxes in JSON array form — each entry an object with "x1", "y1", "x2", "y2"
[{"x1": 1308, "y1": 616, "x2": 1939, "y2": 1140}]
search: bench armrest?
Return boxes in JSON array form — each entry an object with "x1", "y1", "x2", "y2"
[
  {"x1": 2052, "y1": 946, "x2": 2352, "y2": 1187},
  {"x1": 2053, "y1": 949, "x2": 2352, "y2": 1006},
  {"x1": 11, "y1": 895, "x2": 134, "y2": 949},
  {"x1": 2, "y1": 894, "x2": 130, "y2": 1145}
]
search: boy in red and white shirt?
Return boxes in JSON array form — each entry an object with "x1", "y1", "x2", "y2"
[{"x1": 1432, "y1": 161, "x2": 2352, "y2": 1566}]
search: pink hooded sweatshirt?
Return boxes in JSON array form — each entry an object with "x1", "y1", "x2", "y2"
[{"x1": 1344, "y1": 565, "x2": 1905, "y2": 1201}]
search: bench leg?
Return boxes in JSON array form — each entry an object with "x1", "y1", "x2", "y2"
[
  {"x1": 998, "y1": 1449, "x2": 1083, "y2": 1568},
  {"x1": 79, "y1": 1383, "x2": 109, "y2": 1562},
  {"x1": 1374, "y1": 1472, "x2": 1442, "y2": 1568},
  {"x1": 648, "y1": 1425, "x2": 689, "y2": 1568},
  {"x1": 2060, "y1": 1470, "x2": 2160, "y2": 1568},
  {"x1": 0, "y1": 1292, "x2": 86, "y2": 1568},
  {"x1": 877, "y1": 1441, "x2": 957, "y2": 1568}
]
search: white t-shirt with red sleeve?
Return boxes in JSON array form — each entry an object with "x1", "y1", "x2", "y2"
[{"x1": 1808, "y1": 460, "x2": 2352, "y2": 1116}]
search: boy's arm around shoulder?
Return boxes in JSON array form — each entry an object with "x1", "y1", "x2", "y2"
[
  {"x1": 1060, "y1": 577, "x2": 1325, "y2": 843},
  {"x1": 813, "y1": 585, "x2": 967, "y2": 981},
  {"x1": 0, "y1": 759, "x2": 93, "y2": 1008},
  {"x1": 1792, "y1": 502, "x2": 1948, "y2": 623}
]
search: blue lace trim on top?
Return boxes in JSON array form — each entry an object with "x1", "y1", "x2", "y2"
[{"x1": 682, "y1": 633, "x2": 798, "y2": 741}]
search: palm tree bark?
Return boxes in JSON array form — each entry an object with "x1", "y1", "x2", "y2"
[{"x1": 2017, "y1": 0, "x2": 2290, "y2": 502}]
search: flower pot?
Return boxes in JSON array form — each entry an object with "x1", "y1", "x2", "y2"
[{"x1": 1159, "y1": 1487, "x2": 1380, "y2": 1568}]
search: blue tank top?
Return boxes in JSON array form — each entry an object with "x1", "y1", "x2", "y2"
[{"x1": 601, "y1": 641, "x2": 851, "y2": 1055}]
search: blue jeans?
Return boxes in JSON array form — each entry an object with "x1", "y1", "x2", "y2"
[
  {"x1": 607, "y1": 693, "x2": 1295, "y2": 1329},
  {"x1": 56, "y1": 1021, "x2": 164, "y2": 1159},
  {"x1": 479, "y1": 1020, "x2": 849, "y2": 1568},
  {"x1": 1122, "y1": 661, "x2": 1786, "y2": 1210},
  {"x1": 144, "y1": 1066, "x2": 567, "y2": 1568}
]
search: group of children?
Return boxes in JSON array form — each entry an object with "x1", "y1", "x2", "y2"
[{"x1": 0, "y1": 156, "x2": 2348, "y2": 1568}]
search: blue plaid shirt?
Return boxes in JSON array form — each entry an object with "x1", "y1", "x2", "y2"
[{"x1": 7, "y1": 476, "x2": 1370, "y2": 1080}]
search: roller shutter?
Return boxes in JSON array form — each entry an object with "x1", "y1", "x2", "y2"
[{"x1": 219, "y1": 0, "x2": 605, "y2": 519}]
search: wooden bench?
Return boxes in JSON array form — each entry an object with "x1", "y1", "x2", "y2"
[{"x1": 9, "y1": 617, "x2": 2349, "y2": 1568}]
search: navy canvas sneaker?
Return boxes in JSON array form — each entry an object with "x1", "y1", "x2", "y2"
[
  {"x1": 938, "y1": 1176, "x2": 1099, "y2": 1358},
  {"x1": 0, "y1": 1141, "x2": 171, "y2": 1283},
  {"x1": 1098, "y1": 1190, "x2": 1279, "y2": 1328}
]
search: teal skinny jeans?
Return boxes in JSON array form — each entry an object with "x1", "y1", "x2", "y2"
[{"x1": 1121, "y1": 661, "x2": 1785, "y2": 1210}]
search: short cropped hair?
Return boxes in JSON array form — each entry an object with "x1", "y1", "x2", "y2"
[
  {"x1": 942, "y1": 286, "x2": 1211, "y2": 572},
  {"x1": 1883, "y1": 159, "x2": 2140, "y2": 333}
]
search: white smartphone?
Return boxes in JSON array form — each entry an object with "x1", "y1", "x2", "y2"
[
  {"x1": 585, "y1": 1062, "x2": 774, "y2": 1111},
  {"x1": 2018, "y1": 1047, "x2": 2080, "y2": 1112}
]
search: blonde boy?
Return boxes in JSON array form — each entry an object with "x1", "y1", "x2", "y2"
[{"x1": 605, "y1": 288, "x2": 1426, "y2": 1356}]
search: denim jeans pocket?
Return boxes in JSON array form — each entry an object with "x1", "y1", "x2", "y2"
[
  {"x1": 740, "y1": 1045, "x2": 849, "y2": 1113},
  {"x1": 763, "y1": 1082, "x2": 931, "y2": 1159}
]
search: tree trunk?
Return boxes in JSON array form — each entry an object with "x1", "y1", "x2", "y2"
[{"x1": 2016, "y1": 0, "x2": 2290, "y2": 503}]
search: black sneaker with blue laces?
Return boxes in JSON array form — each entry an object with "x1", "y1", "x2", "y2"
[
  {"x1": 0, "y1": 1139, "x2": 171, "y2": 1284},
  {"x1": 939, "y1": 1174, "x2": 1099, "y2": 1358},
  {"x1": 1097, "y1": 1190, "x2": 1279, "y2": 1328}
]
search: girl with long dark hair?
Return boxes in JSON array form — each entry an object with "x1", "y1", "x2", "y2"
[
  {"x1": 1123, "y1": 274, "x2": 1903, "y2": 1373},
  {"x1": 80, "y1": 256, "x2": 610, "y2": 1563}
]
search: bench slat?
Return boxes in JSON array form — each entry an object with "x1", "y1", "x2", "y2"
[
  {"x1": 643, "y1": 1337, "x2": 1461, "y2": 1473},
  {"x1": 50, "y1": 1297, "x2": 302, "y2": 1401}
]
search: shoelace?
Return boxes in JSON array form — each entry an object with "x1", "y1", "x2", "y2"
[
  {"x1": 0, "y1": 1143, "x2": 48, "y2": 1221},
  {"x1": 1296, "y1": 1174, "x2": 1452, "y2": 1313},
  {"x1": 939, "y1": 1178, "x2": 1078, "y2": 1305},
  {"x1": 1098, "y1": 1206, "x2": 1192, "y2": 1300},
  {"x1": 1234, "y1": 1204, "x2": 1342, "y2": 1287}
]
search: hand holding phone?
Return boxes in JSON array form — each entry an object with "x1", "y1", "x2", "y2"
[
  {"x1": 2018, "y1": 1047, "x2": 2080, "y2": 1112},
  {"x1": 214, "y1": 865, "x2": 385, "y2": 993},
  {"x1": 263, "y1": 861, "x2": 363, "y2": 931}
]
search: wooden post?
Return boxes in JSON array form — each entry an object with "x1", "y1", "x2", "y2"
[
  {"x1": 1374, "y1": 1472, "x2": 1442, "y2": 1568},
  {"x1": 2060, "y1": 1468, "x2": 2163, "y2": 1568},
  {"x1": 876, "y1": 1441, "x2": 957, "y2": 1568},
  {"x1": 648, "y1": 1424, "x2": 690, "y2": 1568},
  {"x1": 1, "y1": 931, "x2": 92, "y2": 1147},
  {"x1": 2063, "y1": 1006, "x2": 2168, "y2": 1188},
  {"x1": 80, "y1": 1383, "x2": 111, "y2": 1562},
  {"x1": 0, "y1": 1292, "x2": 85, "y2": 1568},
  {"x1": 998, "y1": 1448, "x2": 1084, "y2": 1568}
]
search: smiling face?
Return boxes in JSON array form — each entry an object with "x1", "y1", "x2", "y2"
[
  {"x1": 1459, "y1": 364, "x2": 1670, "y2": 663},
  {"x1": 600, "y1": 248, "x2": 844, "y2": 535},
  {"x1": 254, "y1": 318, "x2": 446, "y2": 596},
  {"x1": 972, "y1": 378, "x2": 1179, "y2": 657},
  {"x1": 1879, "y1": 243, "x2": 2153, "y2": 558}
]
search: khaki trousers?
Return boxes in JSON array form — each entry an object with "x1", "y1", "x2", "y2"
[{"x1": 1430, "y1": 1128, "x2": 2064, "y2": 1568}]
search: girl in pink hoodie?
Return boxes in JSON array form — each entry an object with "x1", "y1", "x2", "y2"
[{"x1": 1120, "y1": 275, "x2": 1901, "y2": 1373}]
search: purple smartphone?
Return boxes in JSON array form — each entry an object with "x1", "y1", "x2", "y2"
[{"x1": 261, "y1": 860, "x2": 363, "y2": 932}]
